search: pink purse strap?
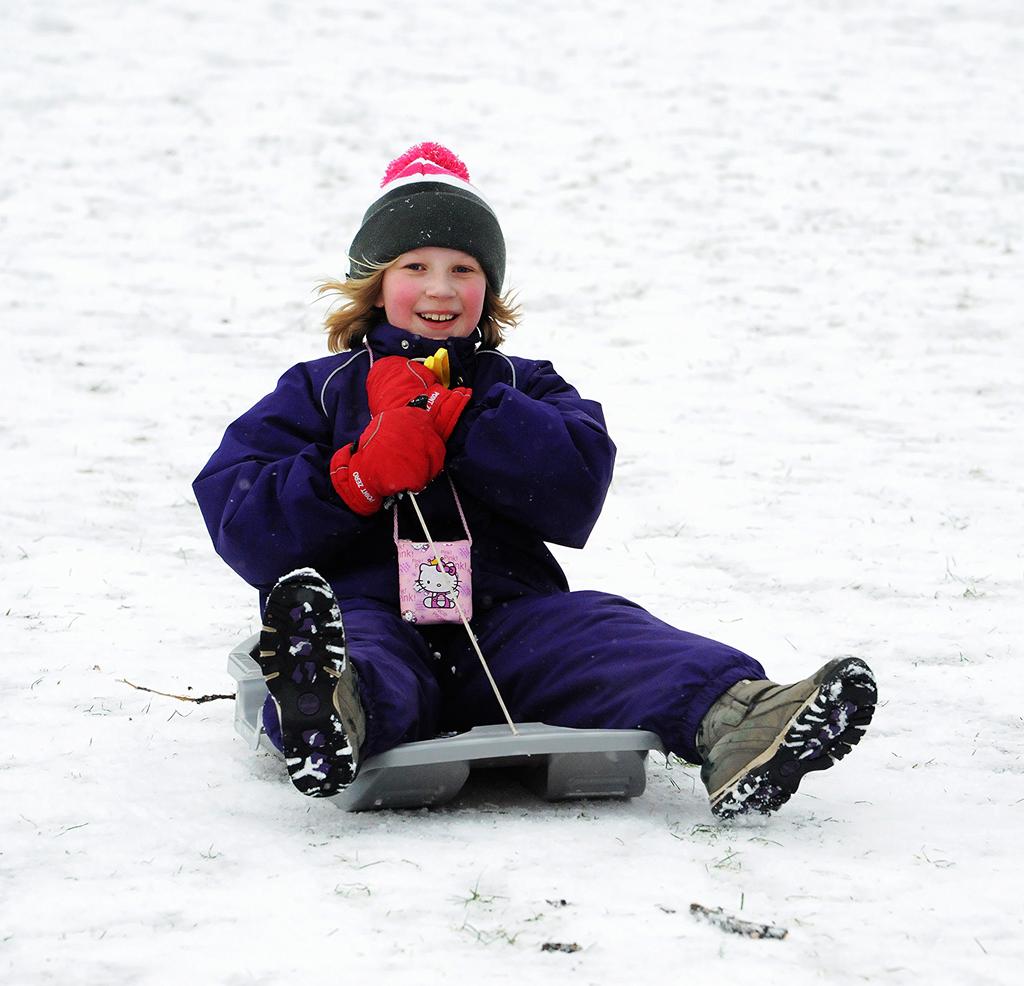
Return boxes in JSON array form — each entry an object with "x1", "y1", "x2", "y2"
[{"x1": 393, "y1": 475, "x2": 472, "y2": 545}]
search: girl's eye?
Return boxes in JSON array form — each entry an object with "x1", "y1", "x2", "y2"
[
  {"x1": 453, "y1": 266, "x2": 476, "y2": 274},
  {"x1": 403, "y1": 262, "x2": 426, "y2": 271}
]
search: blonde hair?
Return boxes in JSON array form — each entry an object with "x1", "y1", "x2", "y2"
[{"x1": 317, "y1": 259, "x2": 520, "y2": 354}]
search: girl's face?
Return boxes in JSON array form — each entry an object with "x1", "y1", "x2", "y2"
[{"x1": 375, "y1": 247, "x2": 487, "y2": 340}]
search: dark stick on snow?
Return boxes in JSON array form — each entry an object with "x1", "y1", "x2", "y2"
[
  {"x1": 690, "y1": 903, "x2": 788, "y2": 940},
  {"x1": 119, "y1": 678, "x2": 235, "y2": 704}
]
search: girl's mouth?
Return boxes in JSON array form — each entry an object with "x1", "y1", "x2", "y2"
[{"x1": 417, "y1": 313, "x2": 457, "y2": 323}]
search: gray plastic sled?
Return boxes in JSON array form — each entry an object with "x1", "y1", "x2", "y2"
[{"x1": 228, "y1": 635, "x2": 664, "y2": 811}]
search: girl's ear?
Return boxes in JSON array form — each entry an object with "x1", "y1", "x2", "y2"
[{"x1": 373, "y1": 290, "x2": 384, "y2": 309}]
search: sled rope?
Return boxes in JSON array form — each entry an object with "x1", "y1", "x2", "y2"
[{"x1": 408, "y1": 491, "x2": 518, "y2": 736}]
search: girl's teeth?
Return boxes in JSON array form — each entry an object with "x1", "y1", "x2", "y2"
[{"x1": 420, "y1": 313, "x2": 456, "y2": 322}]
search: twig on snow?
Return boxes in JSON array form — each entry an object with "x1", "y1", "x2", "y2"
[
  {"x1": 690, "y1": 903, "x2": 788, "y2": 940},
  {"x1": 119, "y1": 678, "x2": 234, "y2": 704}
]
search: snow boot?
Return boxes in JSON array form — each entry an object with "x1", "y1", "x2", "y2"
[
  {"x1": 257, "y1": 568, "x2": 366, "y2": 797},
  {"x1": 696, "y1": 657, "x2": 877, "y2": 819}
]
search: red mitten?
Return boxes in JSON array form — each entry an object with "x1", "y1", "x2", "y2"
[
  {"x1": 367, "y1": 357, "x2": 438, "y2": 410},
  {"x1": 329, "y1": 408, "x2": 445, "y2": 516},
  {"x1": 366, "y1": 356, "x2": 472, "y2": 442}
]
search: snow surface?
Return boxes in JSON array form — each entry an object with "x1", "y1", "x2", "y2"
[{"x1": 3, "y1": 1, "x2": 1022, "y2": 983}]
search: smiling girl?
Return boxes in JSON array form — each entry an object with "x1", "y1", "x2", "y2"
[{"x1": 194, "y1": 143, "x2": 876, "y2": 818}]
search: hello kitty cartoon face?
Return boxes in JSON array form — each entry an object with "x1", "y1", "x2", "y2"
[
  {"x1": 416, "y1": 560, "x2": 458, "y2": 594},
  {"x1": 414, "y1": 557, "x2": 460, "y2": 609}
]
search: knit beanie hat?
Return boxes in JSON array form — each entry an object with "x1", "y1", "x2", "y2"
[{"x1": 348, "y1": 143, "x2": 506, "y2": 292}]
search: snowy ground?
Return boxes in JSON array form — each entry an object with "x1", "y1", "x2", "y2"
[{"x1": 3, "y1": 0, "x2": 1022, "y2": 983}]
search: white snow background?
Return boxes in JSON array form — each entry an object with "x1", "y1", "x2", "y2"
[{"x1": 3, "y1": 0, "x2": 1022, "y2": 983}]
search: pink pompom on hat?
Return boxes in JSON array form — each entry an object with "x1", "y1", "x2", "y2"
[
  {"x1": 348, "y1": 143, "x2": 505, "y2": 291},
  {"x1": 379, "y1": 142, "x2": 473, "y2": 188}
]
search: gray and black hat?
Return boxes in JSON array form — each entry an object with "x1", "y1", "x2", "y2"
[{"x1": 347, "y1": 143, "x2": 505, "y2": 292}]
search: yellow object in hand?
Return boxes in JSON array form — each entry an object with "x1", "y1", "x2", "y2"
[{"x1": 423, "y1": 348, "x2": 450, "y2": 388}]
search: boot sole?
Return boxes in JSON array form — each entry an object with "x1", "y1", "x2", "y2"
[
  {"x1": 257, "y1": 568, "x2": 359, "y2": 797},
  {"x1": 710, "y1": 657, "x2": 877, "y2": 819}
]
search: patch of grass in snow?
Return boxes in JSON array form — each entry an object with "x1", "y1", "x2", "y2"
[
  {"x1": 943, "y1": 556, "x2": 989, "y2": 599},
  {"x1": 707, "y1": 848, "x2": 743, "y2": 871},
  {"x1": 458, "y1": 876, "x2": 507, "y2": 907},
  {"x1": 459, "y1": 922, "x2": 519, "y2": 946}
]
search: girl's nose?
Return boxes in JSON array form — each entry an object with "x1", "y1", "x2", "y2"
[{"x1": 425, "y1": 273, "x2": 455, "y2": 297}]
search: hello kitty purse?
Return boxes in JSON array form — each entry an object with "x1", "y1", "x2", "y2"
[{"x1": 394, "y1": 477, "x2": 473, "y2": 625}]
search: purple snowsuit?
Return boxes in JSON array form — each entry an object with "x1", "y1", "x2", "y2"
[{"x1": 194, "y1": 322, "x2": 764, "y2": 762}]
